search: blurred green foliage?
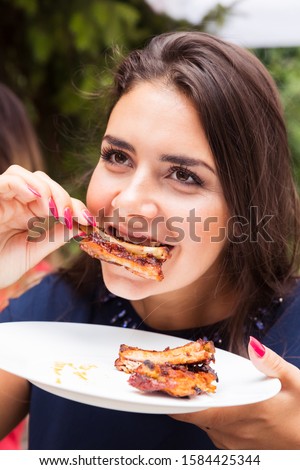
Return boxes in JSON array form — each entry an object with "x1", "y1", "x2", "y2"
[
  {"x1": 0, "y1": 0, "x2": 195, "y2": 198},
  {"x1": 1, "y1": 0, "x2": 300, "y2": 198},
  {"x1": 255, "y1": 48, "x2": 300, "y2": 187}
]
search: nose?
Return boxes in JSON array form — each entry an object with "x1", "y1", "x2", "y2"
[{"x1": 111, "y1": 173, "x2": 159, "y2": 220}]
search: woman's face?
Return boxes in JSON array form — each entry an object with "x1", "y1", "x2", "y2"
[{"x1": 87, "y1": 81, "x2": 229, "y2": 300}]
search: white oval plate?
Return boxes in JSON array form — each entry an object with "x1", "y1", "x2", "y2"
[{"x1": 0, "y1": 322, "x2": 281, "y2": 414}]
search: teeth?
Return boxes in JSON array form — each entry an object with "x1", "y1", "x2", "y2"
[
  {"x1": 149, "y1": 241, "x2": 162, "y2": 247},
  {"x1": 110, "y1": 227, "x2": 162, "y2": 247}
]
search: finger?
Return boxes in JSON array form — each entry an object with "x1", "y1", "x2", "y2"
[
  {"x1": 69, "y1": 197, "x2": 97, "y2": 229},
  {"x1": 170, "y1": 393, "x2": 277, "y2": 429},
  {"x1": 1, "y1": 222, "x2": 70, "y2": 288},
  {"x1": 4, "y1": 166, "x2": 77, "y2": 222},
  {"x1": 170, "y1": 406, "x2": 229, "y2": 429},
  {"x1": 3, "y1": 166, "x2": 96, "y2": 231},
  {"x1": 3, "y1": 165, "x2": 46, "y2": 197},
  {"x1": 33, "y1": 172, "x2": 94, "y2": 230},
  {"x1": 0, "y1": 173, "x2": 42, "y2": 203},
  {"x1": 32, "y1": 171, "x2": 75, "y2": 223},
  {"x1": 28, "y1": 221, "x2": 73, "y2": 260},
  {"x1": 2, "y1": 167, "x2": 66, "y2": 218},
  {"x1": 5, "y1": 223, "x2": 73, "y2": 285},
  {"x1": 248, "y1": 336, "x2": 300, "y2": 387}
]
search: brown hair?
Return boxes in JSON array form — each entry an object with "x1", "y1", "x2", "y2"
[
  {"x1": 0, "y1": 83, "x2": 45, "y2": 173},
  {"x1": 66, "y1": 32, "x2": 300, "y2": 353}
]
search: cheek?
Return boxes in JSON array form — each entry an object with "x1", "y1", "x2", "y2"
[
  {"x1": 199, "y1": 215, "x2": 228, "y2": 245},
  {"x1": 183, "y1": 201, "x2": 229, "y2": 248},
  {"x1": 86, "y1": 167, "x2": 113, "y2": 215}
]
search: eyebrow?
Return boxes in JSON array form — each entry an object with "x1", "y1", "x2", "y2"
[
  {"x1": 102, "y1": 135, "x2": 136, "y2": 153},
  {"x1": 160, "y1": 154, "x2": 216, "y2": 175},
  {"x1": 102, "y1": 134, "x2": 215, "y2": 174}
]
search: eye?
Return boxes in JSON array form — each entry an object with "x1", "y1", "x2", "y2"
[
  {"x1": 173, "y1": 169, "x2": 194, "y2": 183},
  {"x1": 100, "y1": 146, "x2": 131, "y2": 167},
  {"x1": 168, "y1": 166, "x2": 204, "y2": 187}
]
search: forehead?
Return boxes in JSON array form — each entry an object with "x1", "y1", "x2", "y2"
[
  {"x1": 109, "y1": 81, "x2": 196, "y2": 123},
  {"x1": 106, "y1": 81, "x2": 210, "y2": 151}
]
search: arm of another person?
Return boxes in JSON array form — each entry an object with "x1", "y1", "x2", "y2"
[{"x1": 0, "y1": 370, "x2": 30, "y2": 439}]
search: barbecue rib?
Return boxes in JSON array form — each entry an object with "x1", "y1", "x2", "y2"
[
  {"x1": 79, "y1": 225, "x2": 171, "y2": 281},
  {"x1": 128, "y1": 362, "x2": 217, "y2": 397},
  {"x1": 115, "y1": 338, "x2": 215, "y2": 373},
  {"x1": 115, "y1": 338, "x2": 217, "y2": 398}
]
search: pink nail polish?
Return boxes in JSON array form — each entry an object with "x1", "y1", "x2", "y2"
[
  {"x1": 82, "y1": 210, "x2": 97, "y2": 227},
  {"x1": 73, "y1": 231, "x2": 87, "y2": 241},
  {"x1": 249, "y1": 336, "x2": 266, "y2": 358},
  {"x1": 49, "y1": 197, "x2": 59, "y2": 219},
  {"x1": 27, "y1": 185, "x2": 41, "y2": 198},
  {"x1": 64, "y1": 207, "x2": 73, "y2": 230}
]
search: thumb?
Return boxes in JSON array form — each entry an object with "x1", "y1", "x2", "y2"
[
  {"x1": 27, "y1": 221, "x2": 73, "y2": 265},
  {"x1": 248, "y1": 336, "x2": 299, "y2": 386}
]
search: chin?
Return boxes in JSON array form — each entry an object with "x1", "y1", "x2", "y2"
[
  {"x1": 101, "y1": 262, "x2": 170, "y2": 300},
  {"x1": 101, "y1": 263, "x2": 152, "y2": 300}
]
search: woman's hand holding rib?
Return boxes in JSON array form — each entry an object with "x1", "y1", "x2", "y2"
[{"x1": 0, "y1": 165, "x2": 90, "y2": 288}]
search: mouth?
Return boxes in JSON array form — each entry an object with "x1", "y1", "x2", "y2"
[{"x1": 106, "y1": 225, "x2": 173, "y2": 250}]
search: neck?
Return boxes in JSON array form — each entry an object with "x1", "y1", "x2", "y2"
[{"x1": 131, "y1": 276, "x2": 236, "y2": 331}]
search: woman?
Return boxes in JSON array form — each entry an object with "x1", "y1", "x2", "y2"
[{"x1": 0, "y1": 32, "x2": 299, "y2": 450}]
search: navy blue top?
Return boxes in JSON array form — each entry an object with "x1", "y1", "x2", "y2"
[{"x1": 0, "y1": 275, "x2": 299, "y2": 450}]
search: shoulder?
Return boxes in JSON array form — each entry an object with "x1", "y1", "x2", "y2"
[
  {"x1": 263, "y1": 280, "x2": 300, "y2": 367},
  {"x1": 0, "y1": 274, "x2": 90, "y2": 323}
]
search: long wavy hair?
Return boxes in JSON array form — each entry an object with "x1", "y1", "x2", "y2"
[
  {"x1": 64, "y1": 32, "x2": 300, "y2": 354},
  {"x1": 0, "y1": 83, "x2": 45, "y2": 173}
]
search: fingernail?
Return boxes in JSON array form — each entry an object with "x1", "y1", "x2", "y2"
[
  {"x1": 73, "y1": 231, "x2": 87, "y2": 241},
  {"x1": 27, "y1": 185, "x2": 41, "y2": 198},
  {"x1": 249, "y1": 336, "x2": 266, "y2": 358},
  {"x1": 49, "y1": 197, "x2": 59, "y2": 219},
  {"x1": 82, "y1": 209, "x2": 97, "y2": 227},
  {"x1": 64, "y1": 207, "x2": 73, "y2": 230}
]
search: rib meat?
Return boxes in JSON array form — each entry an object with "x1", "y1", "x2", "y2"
[
  {"x1": 115, "y1": 338, "x2": 215, "y2": 373},
  {"x1": 128, "y1": 361, "x2": 217, "y2": 397},
  {"x1": 115, "y1": 338, "x2": 217, "y2": 398},
  {"x1": 79, "y1": 225, "x2": 171, "y2": 281}
]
